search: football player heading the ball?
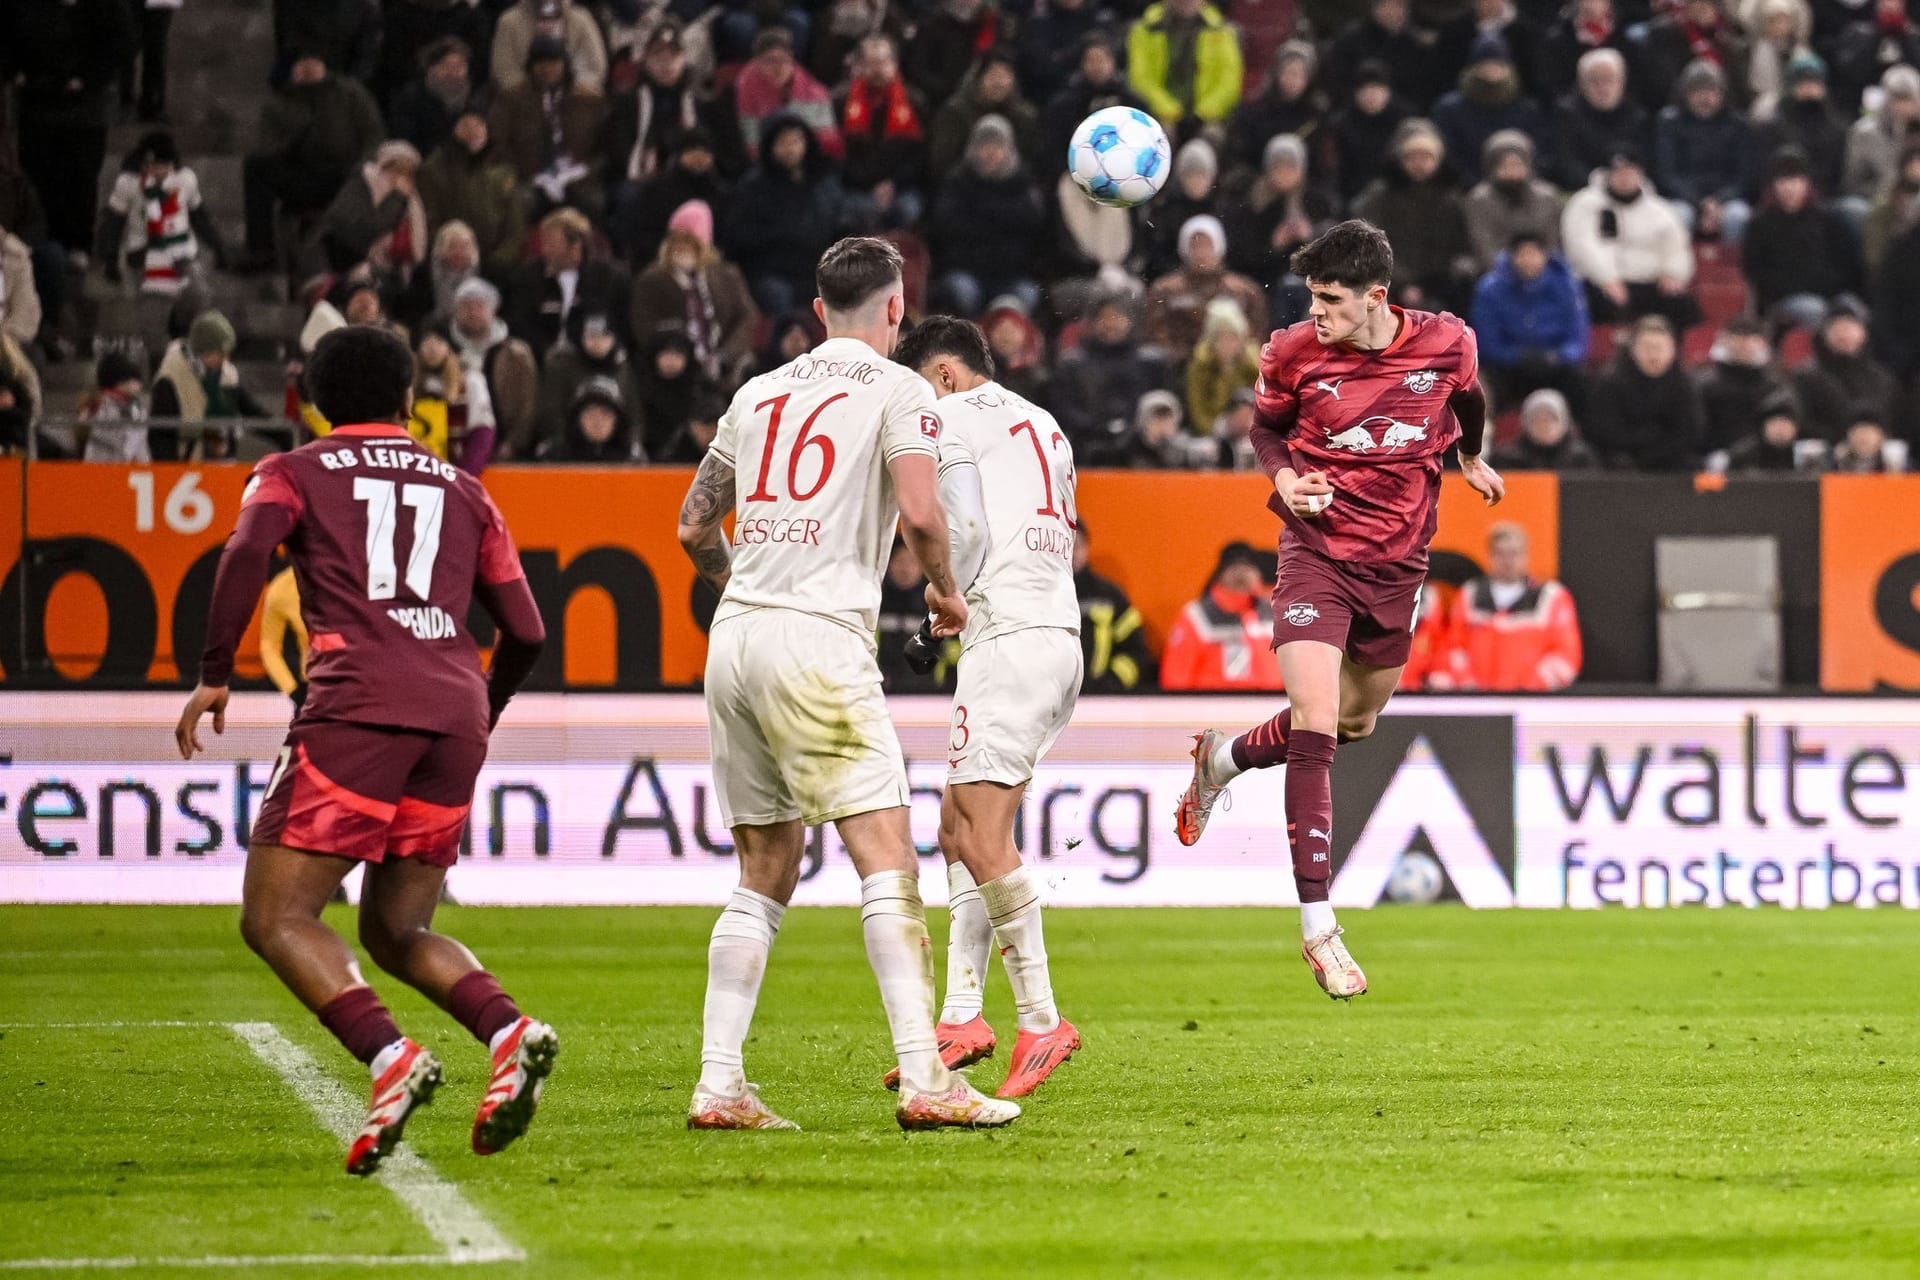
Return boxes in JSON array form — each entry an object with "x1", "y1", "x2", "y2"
[{"x1": 1173, "y1": 219, "x2": 1504, "y2": 1000}]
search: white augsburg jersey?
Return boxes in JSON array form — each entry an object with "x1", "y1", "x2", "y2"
[
  {"x1": 937, "y1": 380, "x2": 1080, "y2": 648},
  {"x1": 709, "y1": 337, "x2": 940, "y2": 637}
]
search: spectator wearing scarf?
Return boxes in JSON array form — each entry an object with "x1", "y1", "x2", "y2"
[
  {"x1": 99, "y1": 131, "x2": 223, "y2": 296},
  {"x1": 629, "y1": 199, "x2": 760, "y2": 386},
  {"x1": 836, "y1": 35, "x2": 929, "y2": 230}
]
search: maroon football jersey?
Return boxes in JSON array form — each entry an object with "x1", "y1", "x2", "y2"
[
  {"x1": 241, "y1": 423, "x2": 525, "y2": 741},
  {"x1": 1254, "y1": 308, "x2": 1478, "y2": 565}
]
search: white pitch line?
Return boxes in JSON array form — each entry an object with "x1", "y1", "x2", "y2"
[
  {"x1": 0, "y1": 1253, "x2": 457, "y2": 1271},
  {"x1": 228, "y1": 1022, "x2": 524, "y2": 1266}
]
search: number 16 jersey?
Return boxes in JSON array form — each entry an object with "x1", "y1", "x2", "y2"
[
  {"x1": 709, "y1": 336, "x2": 940, "y2": 638},
  {"x1": 936, "y1": 380, "x2": 1080, "y2": 649}
]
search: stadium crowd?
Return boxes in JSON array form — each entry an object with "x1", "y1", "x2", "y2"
[{"x1": 2, "y1": 0, "x2": 1919, "y2": 472}]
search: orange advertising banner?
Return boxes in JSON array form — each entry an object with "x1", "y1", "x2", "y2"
[
  {"x1": 0, "y1": 462, "x2": 1559, "y2": 690},
  {"x1": 1820, "y1": 474, "x2": 1920, "y2": 692}
]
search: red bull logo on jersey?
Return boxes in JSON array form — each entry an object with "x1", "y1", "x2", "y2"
[
  {"x1": 1324, "y1": 416, "x2": 1431, "y2": 454},
  {"x1": 1402, "y1": 370, "x2": 1439, "y2": 394}
]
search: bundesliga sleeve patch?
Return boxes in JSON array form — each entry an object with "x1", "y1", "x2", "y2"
[{"x1": 919, "y1": 413, "x2": 940, "y2": 440}]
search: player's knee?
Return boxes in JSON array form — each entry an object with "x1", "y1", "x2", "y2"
[
  {"x1": 356, "y1": 916, "x2": 415, "y2": 973},
  {"x1": 238, "y1": 905, "x2": 274, "y2": 957},
  {"x1": 1337, "y1": 713, "x2": 1377, "y2": 744}
]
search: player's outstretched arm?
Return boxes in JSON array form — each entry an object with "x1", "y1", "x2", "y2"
[
  {"x1": 177, "y1": 499, "x2": 297, "y2": 759},
  {"x1": 1448, "y1": 381, "x2": 1505, "y2": 507},
  {"x1": 888, "y1": 452, "x2": 966, "y2": 636},
  {"x1": 676, "y1": 451, "x2": 737, "y2": 594}
]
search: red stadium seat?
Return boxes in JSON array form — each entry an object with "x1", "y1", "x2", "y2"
[{"x1": 1778, "y1": 327, "x2": 1814, "y2": 368}]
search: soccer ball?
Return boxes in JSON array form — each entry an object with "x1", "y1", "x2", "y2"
[
  {"x1": 1067, "y1": 107, "x2": 1171, "y2": 208},
  {"x1": 1385, "y1": 850, "x2": 1444, "y2": 905}
]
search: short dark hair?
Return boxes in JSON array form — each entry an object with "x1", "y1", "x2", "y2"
[
  {"x1": 1290, "y1": 219, "x2": 1394, "y2": 290},
  {"x1": 816, "y1": 236, "x2": 903, "y2": 313},
  {"x1": 308, "y1": 326, "x2": 415, "y2": 426},
  {"x1": 1508, "y1": 230, "x2": 1546, "y2": 253},
  {"x1": 893, "y1": 315, "x2": 995, "y2": 380}
]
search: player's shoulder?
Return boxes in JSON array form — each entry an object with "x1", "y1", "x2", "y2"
[
  {"x1": 1404, "y1": 308, "x2": 1474, "y2": 353},
  {"x1": 1260, "y1": 321, "x2": 1324, "y2": 374}
]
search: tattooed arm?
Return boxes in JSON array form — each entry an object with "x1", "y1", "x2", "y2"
[{"x1": 676, "y1": 451, "x2": 737, "y2": 593}]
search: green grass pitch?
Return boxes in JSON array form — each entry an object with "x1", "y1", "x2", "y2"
[{"x1": 4, "y1": 904, "x2": 1918, "y2": 1278}]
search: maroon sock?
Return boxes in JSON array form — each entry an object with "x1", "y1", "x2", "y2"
[
  {"x1": 318, "y1": 985, "x2": 404, "y2": 1065},
  {"x1": 447, "y1": 970, "x2": 522, "y2": 1047},
  {"x1": 1231, "y1": 708, "x2": 1292, "y2": 770},
  {"x1": 1284, "y1": 730, "x2": 1338, "y2": 903}
]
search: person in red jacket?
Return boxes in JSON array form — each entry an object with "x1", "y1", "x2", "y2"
[
  {"x1": 1444, "y1": 522, "x2": 1581, "y2": 690},
  {"x1": 1160, "y1": 542, "x2": 1285, "y2": 691}
]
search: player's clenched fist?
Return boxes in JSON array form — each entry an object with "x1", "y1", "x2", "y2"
[
  {"x1": 1276, "y1": 468, "x2": 1335, "y2": 518},
  {"x1": 926, "y1": 582, "x2": 968, "y2": 636}
]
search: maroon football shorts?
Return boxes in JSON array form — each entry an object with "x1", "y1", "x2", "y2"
[
  {"x1": 1270, "y1": 545, "x2": 1427, "y2": 669},
  {"x1": 252, "y1": 718, "x2": 487, "y2": 867}
]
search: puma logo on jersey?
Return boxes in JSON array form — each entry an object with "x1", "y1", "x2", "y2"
[
  {"x1": 1403, "y1": 369, "x2": 1438, "y2": 394},
  {"x1": 387, "y1": 605, "x2": 458, "y2": 639},
  {"x1": 1325, "y1": 416, "x2": 1431, "y2": 453},
  {"x1": 1314, "y1": 379, "x2": 1343, "y2": 399},
  {"x1": 1308, "y1": 828, "x2": 1331, "y2": 843}
]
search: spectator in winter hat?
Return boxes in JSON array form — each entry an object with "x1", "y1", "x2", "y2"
[
  {"x1": 929, "y1": 48, "x2": 1042, "y2": 181},
  {"x1": 1550, "y1": 46, "x2": 1648, "y2": 193},
  {"x1": 1653, "y1": 58, "x2": 1758, "y2": 246},
  {"x1": 1741, "y1": 146, "x2": 1863, "y2": 331},
  {"x1": 1636, "y1": 0, "x2": 1751, "y2": 113},
  {"x1": 721, "y1": 115, "x2": 847, "y2": 317},
  {"x1": 1724, "y1": 391, "x2": 1823, "y2": 473},
  {"x1": 537, "y1": 310, "x2": 642, "y2": 448},
  {"x1": 387, "y1": 36, "x2": 477, "y2": 157},
  {"x1": 1142, "y1": 214, "x2": 1269, "y2": 364},
  {"x1": 1490, "y1": 388, "x2": 1600, "y2": 471},
  {"x1": 99, "y1": 131, "x2": 224, "y2": 297},
  {"x1": 240, "y1": 52, "x2": 385, "y2": 272},
  {"x1": 449, "y1": 276, "x2": 542, "y2": 458},
  {"x1": 735, "y1": 28, "x2": 843, "y2": 161},
  {"x1": 81, "y1": 350, "x2": 150, "y2": 463},
  {"x1": 1843, "y1": 64, "x2": 1920, "y2": 211},
  {"x1": 314, "y1": 140, "x2": 428, "y2": 287},
  {"x1": 1354, "y1": 120, "x2": 1478, "y2": 312},
  {"x1": 1464, "y1": 129, "x2": 1563, "y2": 273},
  {"x1": 1222, "y1": 133, "x2": 1332, "y2": 324},
  {"x1": 150, "y1": 309, "x2": 269, "y2": 461},
  {"x1": 1694, "y1": 314, "x2": 1792, "y2": 454},
  {"x1": 630, "y1": 199, "x2": 759, "y2": 384},
  {"x1": 930, "y1": 115, "x2": 1047, "y2": 317},
  {"x1": 1761, "y1": 50, "x2": 1848, "y2": 198},
  {"x1": 1326, "y1": 59, "x2": 1413, "y2": 204},
  {"x1": 1186, "y1": 296, "x2": 1259, "y2": 439},
  {"x1": 1224, "y1": 40, "x2": 1325, "y2": 178},
  {"x1": 491, "y1": 0, "x2": 609, "y2": 94},
  {"x1": 1431, "y1": 34, "x2": 1551, "y2": 187},
  {"x1": 1792, "y1": 294, "x2": 1898, "y2": 439},
  {"x1": 1470, "y1": 230, "x2": 1590, "y2": 412},
  {"x1": 546, "y1": 372, "x2": 646, "y2": 462},
  {"x1": 1145, "y1": 138, "x2": 1223, "y2": 278},
  {"x1": 1830, "y1": 405, "x2": 1907, "y2": 471}
]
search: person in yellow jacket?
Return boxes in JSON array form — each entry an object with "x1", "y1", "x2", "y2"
[
  {"x1": 259, "y1": 566, "x2": 309, "y2": 706},
  {"x1": 1127, "y1": 0, "x2": 1244, "y2": 134}
]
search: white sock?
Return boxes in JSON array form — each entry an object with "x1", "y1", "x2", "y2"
[
  {"x1": 860, "y1": 869, "x2": 949, "y2": 1094},
  {"x1": 369, "y1": 1038, "x2": 408, "y2": 1077},
  {"x1": 1207, "y1": 733, "x2": 1244, "y2": 785},
  {"x1": 698, "y1": 887, "x2": 785, "y2": 1096},
  {"x1": 939, "y1": 862, "x2": 992, "y2": 1025},
  {"x1": 1301, "y1": 899, "x2": 1337, "y2": 941},
  {"x1": 980, "y1": 866, "x2": 1059, "y2": 1033}
]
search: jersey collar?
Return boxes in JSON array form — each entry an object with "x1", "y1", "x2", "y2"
[
  {"x1": 1339, "y1": 306, "x2": 1409, "y2": 357},
  {"x1": 329, "y1": 423, "x2": 413, "y2": 439}
]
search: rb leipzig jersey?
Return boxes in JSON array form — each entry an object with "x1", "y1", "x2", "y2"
[
  {"x1": 1253, "y1": 308, "x2": 1477, "y2": 566},
  {"x1": 241, "y1": 424, "x2": 526, "y2": 741}
]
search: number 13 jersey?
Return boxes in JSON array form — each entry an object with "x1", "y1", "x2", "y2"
[
  {"x1": 936, "y1": 380, "x2": 1080, "y2": 649},
  {"x1": 240, "y1": 422, "x2": 526, "y2": 741},
  {"x1": 710, "y1": 337, "x2": 940, "y2": 638}
]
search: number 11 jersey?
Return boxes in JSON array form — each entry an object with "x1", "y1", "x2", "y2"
[
  {"x1": 709, "y1": 336, "x2": 940, "y2": 638},
  {"x1": 241, "y1": 422, "x2": 526, "y2": 741}
]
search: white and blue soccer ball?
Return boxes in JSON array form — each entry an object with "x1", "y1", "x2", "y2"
[
  {"x1": 1385, "y1": 850, "x2": 1445, "y2": 905},
  {"x1": 1067, "y1": 106, "x2": 1171, "y2": 209}
]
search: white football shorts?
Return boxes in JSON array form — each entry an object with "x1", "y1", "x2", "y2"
[
  {"x1": 946, "y1": 627, "x2": 1083, "y2": 786},
  {"x1": 705, "y1": 608, "x2": 910, "y2": 828}
]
